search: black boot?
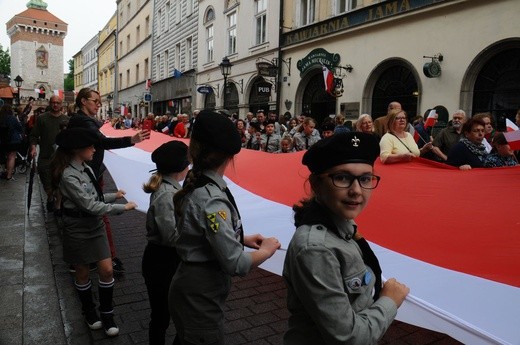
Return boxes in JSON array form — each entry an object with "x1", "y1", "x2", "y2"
[
  {"x1": 75, "y1": 280, "x2": 101, "y2": 330},
  {"x1": 99, "y1": 279, "x2": 119, "y2": 336}
]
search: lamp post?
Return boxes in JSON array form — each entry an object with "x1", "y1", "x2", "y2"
[
  {"x1": 219, "y1": 57, "x2": 233, "y2": 110},
  {"x1": 14, "y1": 75, "x2": 23, "y2": 106}
]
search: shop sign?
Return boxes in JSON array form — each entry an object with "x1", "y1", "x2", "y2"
[
  {"x1": 282, "y1": 0, "x2": 450, "y2": 47},
  {"x1": 257, "y1": 82, "x2": 272, "y2": 95},
  {"x1": 297, "y1": 48, "x2": 340, "y2": 76},
  {"x1": 197, "y1": 85, "x2": 213, "y2": 94},
  {"x1": 257, "y1": 61, "x2": 278, "y2": 78}
]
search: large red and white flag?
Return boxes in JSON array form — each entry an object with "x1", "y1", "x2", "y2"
[
  {"x1": 503, "y1": 129, "x2": 520, "y2": 150},
  {"x1": 506, "y1": 118, "x2": 519, "y2": 132},
  {"x1": 424, "y1": 109, "x2": 437, "y2": 129},
  {"x1": 322, "y1": 66, "x2": 334, "y2": 94}
]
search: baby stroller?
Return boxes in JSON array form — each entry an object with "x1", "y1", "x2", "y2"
[{"x1": 15, "y1": 144, "x2": 31, "y2": 174}]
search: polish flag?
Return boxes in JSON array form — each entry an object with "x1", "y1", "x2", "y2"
[
  {"x1": 145, "y1": 79, "x2": 152, "y2": 90},
  {"x1": 506, "y1": 118, "x2": 519, "y2": 132},
  {"x1": 503, "y1": 130, "x2": 520, "y2": 150},
  {"x1": 53, "y1": 89, "x2": 64, "y2": 99},
  {"x1": 34, "y1": 88, "x2": 43, "y2": 94},
  {"x1": 322, "y1": 66, "x2": 334, "y2": 94},
  {"x1": 121, "y1": 105, "x2": 128, "y2": 116},
  {"x1": 424, "y1": 109, "x2": 437, "y2": 129}
]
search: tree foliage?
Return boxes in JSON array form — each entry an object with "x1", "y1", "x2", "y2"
[
  {"x1": 64, "y1": 58, "x2": 74, "y2": 91},
  {"x1": 0, "y1": 45, "x2": 10, "y2": 77}
]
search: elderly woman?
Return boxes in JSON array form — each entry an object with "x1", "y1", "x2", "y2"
[
  {"x1": 446, "y1": 118, "x2": 488, "y2": 170},
  {"x1": 355, "y1": 113, "x2": 380, "y2": 140},
  {"x1": 379, "y1": 110, "x2": 432, "y2": 163},
  {"x1": 483, "y1": 132, "x2": 518, "y2": 167},
  {"x1": 283, "y1": 132, "x2": 409, "y2": 344}
]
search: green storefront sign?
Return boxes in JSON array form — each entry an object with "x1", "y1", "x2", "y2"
[{"x1": 297, "y1": 48, "x2": 341, "y2": 76}]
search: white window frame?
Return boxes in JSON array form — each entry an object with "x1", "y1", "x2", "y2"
[
  {"x1": 164, "y1": 50, "x2": 169, "y2": 78},
  {"x1": 175, "y1": 43, "x2": 181, "y2": 71},
  {"x1": 255, "y1": 0, "x2": 267, "y2": 45},
  {"x1": 206, "y1": 24, "x2": 214, "y2": 63},
  {"x1": 186, "y1": 37, "x2": 193, "y2": 69},
  {"x1": 227, "y1": 11, "x2": 237, "y2": 55},
  {"x1": 166, "y1": 2, "x2": 171, "y2": 31},
  {"x1": 299, "y1": 0, "x2": 315, "y2": 26}
]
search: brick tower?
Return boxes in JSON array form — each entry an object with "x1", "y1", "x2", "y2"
[{"x1": 6, "y1": 0, "x2": 67, "y2": 100}]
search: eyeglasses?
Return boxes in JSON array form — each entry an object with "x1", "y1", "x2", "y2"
[
  {"x1": 326, "y1": 173, "x2": 381, "y2": 189},
  {"x1": 87, "y1": 98, "x2": 102, "y2": 106},
  {"x1": 395, "y1": 117, "x2": 407, "y2": 121}
]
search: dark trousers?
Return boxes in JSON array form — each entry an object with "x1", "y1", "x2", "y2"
[{"x1": 142, "y1": 242, "x2": 181, "y2": 345}]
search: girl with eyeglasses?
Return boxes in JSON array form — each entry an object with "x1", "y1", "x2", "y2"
[{"x1": 283, "y1": 132, "x2": 409, "y2": 344}]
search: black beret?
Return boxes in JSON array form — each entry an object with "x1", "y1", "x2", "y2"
[
  {"x1": 191, "y1": 110, "x2": 241, "y2": 155},
  {"x1": 303, "y1": 132, "x2": 380, "y2": 173},
  {"x1": 321, "y1": 122, "x2": 336, "y2": 132},
  {"x1": 249, "y1": 122, "x2": 261, "y2": 131},
  {"x1": 151, "y1": 141, "x2": 190, "y2": 174},
  {"x1": 55, "y1": 128, "x2": 99, "y2": 151}
]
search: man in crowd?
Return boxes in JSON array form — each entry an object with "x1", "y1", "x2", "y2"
[
  {"x1": 433, "y1": 110, "x2": 467, "y2": 161},
  {"x1": 268, "y1": 111, "x2": 282, "y2": 135},
  {"x1": 29, "y1": 95, "x2": 68, "y2": 212},
  {"x1": 123, "y1": 112, "x2": 133, "y2": 129},
  {"x1": 374, "y1": 101, "x2": 402, "y2": 137},
  {"x1": 256, "y1": 110, "x2": 267, "y2": 133}
]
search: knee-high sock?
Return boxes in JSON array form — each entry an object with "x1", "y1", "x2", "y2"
[
  {"x1": 75, "y1": 280, "x2": 95, "y2": 312},
  {"x1": 98, "y1": 278, "x2": 115, "y2": 314}
]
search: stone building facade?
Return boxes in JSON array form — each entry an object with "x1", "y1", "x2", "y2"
[
  {"x1": 6, "y1": 0, "x2": 67, "y2": 100},
  {"x1": 116, "y1": 0, "x2": 152, "y2": 118},
  {"x1": 98, "y1": 12, "x2": 117, "y2": 119}
]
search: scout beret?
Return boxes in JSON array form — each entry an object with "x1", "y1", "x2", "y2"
[
  {"x1": 55, "y1": 128, "x2": 99, "y2": 151},
  {"x1": 191, "y1": 110, "x2": 241, "y2": 155},
  {"x1": 151, "y1": 140, "x2": 190, "y2": 174},
  {"x1": 303, "y1": 132, "x2": 379, "y2": 173},
  {"x1": 321, "y1": 122, "x2": 336, "y2": 132}
]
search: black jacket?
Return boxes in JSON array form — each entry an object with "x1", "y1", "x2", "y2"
[{"x1": 68, "y1": 111, "x2": 134, "y2": 178}]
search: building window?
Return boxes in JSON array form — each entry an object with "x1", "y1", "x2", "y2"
[
  {"x1": 187, "y1": 0, "x2": 194, "y2": 15},
  {"x1": 127, "y1": 3, "x2": 131, "y2": 21},
  {"x1": 145, "y1": 16, "x2": 150, "y2": 37},
  {"x1": 186, "y1": 37, "x2": 193, "y2": 69},
  {"x1": 176, "y1": 0, "x2": 181, "y2": 23},
  {"x1": 227, "y1": 11, "x2": 237, "y2": 55},
  {"x1": 157, "y1": 54, "x2": 161, "y2": 79},
  {"x1": 158, "y1": 9, "x2": 163, "y2": 34},
  {"x1": 206, "y1": 24, "x2": 214, "y2": 62},
  {"x1": 136, "y1": 64, "x2": 140, "y2": 84},
  {"x1": 119, "y1": 73, "x2": 122, "y2": 90},
  {"x1": 136, "y1": 25, "x2": 140, "y2": 45},
  {"x1": 126, "y1": 69, "x2": 130, "y2": 88},
  {"x1": 175, "y1": 44, "x2": 181, "y2": 71},
  {"x1": 205, "y1": 7, "x2": 215, "y2": 22},
  {"x1": 255, "y1": 0, "x2": 267, "y2": 45},
  {"x1": 301, "y1": 0, "x2": 315, "y2": 26},
  {"x1": 119, "y1": 41, "x2": 123, "y2": 57},
  {"x1": 165, "y1": 49, "x2": 170, "y2": 78},
  {"x1": 166, "y1": 2, "x2": 171, "y2": 30},
  {"x1": 126, "y1": 34, "x2": 131, "y2": 52},
  {"x1": 144, "y1": 58, "x2": 149, "y2": 79}
]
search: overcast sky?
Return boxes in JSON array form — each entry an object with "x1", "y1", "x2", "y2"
[{"x1": 0, "y1": 0, "x2": 117, "y2": 73}]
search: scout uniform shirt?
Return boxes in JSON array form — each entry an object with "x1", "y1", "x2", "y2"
[
  {"x1": 145, "y1": 176, "x2": 182, "y2": 247},
  {"x1": 283, "y1": 215, "x2": 397, "y2": 345},
  {"x1": 174, "y1": 170, "x2": 252, "y2": 276},
  {"x1": 60, "y1": 160, "x2": 126, "y2": 216}
]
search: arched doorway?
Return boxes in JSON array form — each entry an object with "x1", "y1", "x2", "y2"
[
  {"x1": 301, "y1": 71, "x2": 336, "y2": 125},
  {"x1": 248, "y1": 77, "x2": 271, "y2": 114},
  {"x1": 472, "y1": 47, "x2": 520, "y2": 121},
  {"x1": 371, "y1": 64, "x2": 419, "y2": 120}
]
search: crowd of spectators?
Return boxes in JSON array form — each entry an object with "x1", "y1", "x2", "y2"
[{"x1": 107, "y1": 104, "x2": 520, "y2": 169}]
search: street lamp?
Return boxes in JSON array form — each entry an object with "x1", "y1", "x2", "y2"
[
  {"x1": 219, "y1": 57, "x2": 233, "y2": 110},
  {"x1": 14, "y1": 75, "x2": 23, "y2": 106}
]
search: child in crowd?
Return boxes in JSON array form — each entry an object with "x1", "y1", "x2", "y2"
[
  {"x1": 142, "y1": 141, "x2": 190, "y2": 345},
  {"x1": 50, "y1": 127, "x2": 137, "y2": 337}
]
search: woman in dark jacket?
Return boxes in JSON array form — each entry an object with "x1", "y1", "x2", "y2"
[{"x1": 0, "y1": 105, "x2": 24, "y2": 180}]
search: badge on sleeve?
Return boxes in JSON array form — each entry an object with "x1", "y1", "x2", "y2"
[
  {"x1": 207, "y1": 213, "x2": 217, "y2": 223},
  {"x1": 210, "y1": 222, "x2": 219, "y2": 233},
  {"x1": 347, "y1": 277, "x2": 362, "y2": 290},
  {"x1": 218, "y1": 210, "x2": 227, "y2": 220}
]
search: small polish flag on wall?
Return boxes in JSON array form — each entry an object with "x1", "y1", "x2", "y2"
[{"x1": 322, "y1": 66, "x2": 334, "y2": 94}]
